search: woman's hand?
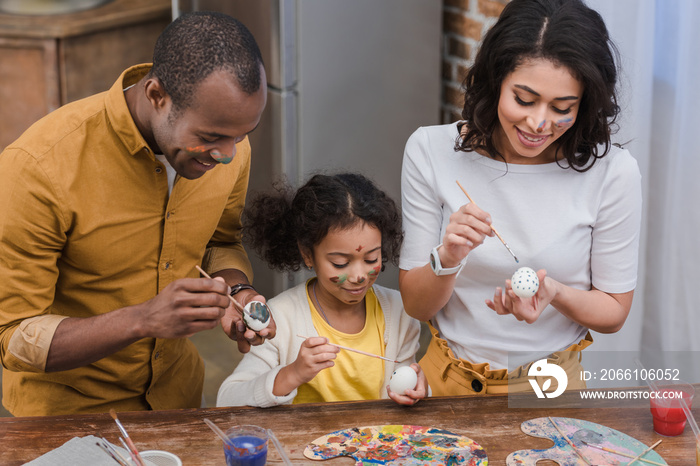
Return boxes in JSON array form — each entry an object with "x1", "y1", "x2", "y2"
[
  {"x1": 386, "y1": 363, "x2": 429, "y2": 406},
  {"x1": 486, "y1": 269, "x2": 556, "y2": 323},
  {"x1": 440, "y1": 202, "x2": 494, "y2": 267}
]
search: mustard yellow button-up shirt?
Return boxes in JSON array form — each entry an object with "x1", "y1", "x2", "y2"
[{"x1": 0, "y1": 64, "x2": 254, "y2": 416}]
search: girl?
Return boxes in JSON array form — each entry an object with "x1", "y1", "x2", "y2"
[
  {"x1": 399, "y1": 0, "x2": 642, "y2": 395},
  {"x1": 217, "y1": 173, "x2": 427, "y2": 407}
]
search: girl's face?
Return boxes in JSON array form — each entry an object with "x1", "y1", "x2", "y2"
[
  {"x1": 304, "y1": 222, "x2": 382, "y2": 307},
  {"x1": 495, "y1": 58, "x2": 583, "y2": 164}
]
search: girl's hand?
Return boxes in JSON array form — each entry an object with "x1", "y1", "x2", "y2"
[
  {"x1": 441, "y1": 202, "x2": 494, "y2": 266},
  {"x1": 288, "y1": 336, "x2": 339, "y2": 386},
  {"x1": 386, "y1": 363, "x2": 428, "y2": 406},
  {"x1": 486, "y1": 269, "x2": 555, "y2": 323}
]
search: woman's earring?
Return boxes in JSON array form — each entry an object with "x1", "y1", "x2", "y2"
[{"x1": 305, "y1": 264, "x2": 313, "y2": 271}]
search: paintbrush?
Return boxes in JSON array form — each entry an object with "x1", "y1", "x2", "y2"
[
  {"x1": 110, "y1": 409, "x2": 145, "y2": 466},
  {"x1": 582, "y1": 440, "x2": 665, "y2": 466},
  {"x1": 96, "y1": 440, "x2": 129, "y2": 466},
  {"x1": 297, "y1": 334, "x2": 399, "y2": 363},
  {"x1": 548, "y1": 417, "x2": 591, "y2": 465},
  {"x1": 267, "y1": 429, "x2": 292, "y2": 466},
  {"x1": 203, "y1": 418, "x2": 233, "y2": 446},
  {"x1": 456, "y1": 180, "x2": 519, "y2": 263},
  {"x1": 195, "y1": 265, "x2": 246, "y2": 316},
  {"x1": 100, "y1": 437, "x2": 131, "y2": 466},
  {"x1": 627, "y1": 439, "x2": 662, "y2": 465}
]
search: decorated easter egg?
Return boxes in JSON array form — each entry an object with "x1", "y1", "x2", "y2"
[
  {"x1": 242, "y1": 301, "x2": 271, "y2": 331},
  {"x1": 511, "y1": 267, "x2": 539, "y2": 299},
  {"x1": 389, "y1": 366, "x2": 418, "y2": 395}
]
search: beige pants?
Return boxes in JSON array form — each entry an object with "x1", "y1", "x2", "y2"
[{"x1": 420, "y1": 323, "x2": 593, "y2": 396}]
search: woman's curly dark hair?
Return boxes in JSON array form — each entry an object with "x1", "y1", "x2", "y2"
[
  {"x1": 243, "y1": 173, "x2": 403, "y2": 272},
  {"x1": 458, "y1": 0, "x2": 621, "y2": 172}
]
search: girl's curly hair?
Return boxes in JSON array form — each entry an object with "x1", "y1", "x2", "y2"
[{"x1": 243, "y1": 173, "x2": 403, "y2": 272}]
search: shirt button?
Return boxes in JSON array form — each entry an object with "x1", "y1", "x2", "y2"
[
  {"x1": 471, "y1": 379, "x2": 483, "y2": 393},
  {"x1": 154, "y1": 352, "x2": 160, "y2": 360},
  {"x1": 166, "y1": 211, "x2": 173, "y2": 219},
  {"x1": 163, "y1": 262, "x2": 171, "y2": 270}
]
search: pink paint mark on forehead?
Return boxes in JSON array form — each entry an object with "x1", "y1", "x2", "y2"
[{"x1": 356, "y1": 245, "x2": 363, "y2": 252}]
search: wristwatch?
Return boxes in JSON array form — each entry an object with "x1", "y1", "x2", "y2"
[
  {"x1": 230, "y1": 283, "x2": 256, "y2": 296},
  {"x1": 429, "y1": 245, "x2": 465, "y2": 276}
]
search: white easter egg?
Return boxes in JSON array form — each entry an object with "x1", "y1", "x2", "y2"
[
  {"x1": 511, "y1": 267, "x2": 539, "y2": 298},
  {"x1": 389, "y1": 366, "x2": 418, "y2": 395},
  {"x1": 242, "y1": 301, "x2": 271, "y2": 331}
]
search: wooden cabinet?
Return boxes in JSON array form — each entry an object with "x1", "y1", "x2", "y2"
[{"x1": 0, "y1": 0, "x2": 171, "y2": 150}]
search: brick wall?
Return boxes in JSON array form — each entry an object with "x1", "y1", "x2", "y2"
[{"x1": 441, "y1": 0, "x2": 509, "y2": 123}]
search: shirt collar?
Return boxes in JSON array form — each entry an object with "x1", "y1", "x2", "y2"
[{"x1": 105, "y1": 64, "x2": 153, "y2": 158}]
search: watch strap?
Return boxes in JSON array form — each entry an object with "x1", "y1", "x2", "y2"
[
  {"x1": 230, "y1": 283, "x2": 256, "y2": 296},
  {"x1": 430, "y1": 244, "x2": 465, "y2": 276}
]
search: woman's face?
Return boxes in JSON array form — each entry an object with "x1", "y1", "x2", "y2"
[
  {"x1": 495, "y1": 58, "x2": 583, "y2": 164},
  {"x1": 303, "y1": 222, "x2": 382, "y2": 307}
]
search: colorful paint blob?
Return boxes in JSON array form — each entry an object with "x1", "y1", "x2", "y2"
[
  {"x1": 304, "y1": 425, "x2": 488, "y2": 465},
  {"x1": 368, "y1": 266, "x2": 381, "y2": 277},
  {"x1": 536, "y1": 120, "x2": 546, "y2": 131},
  {"x1": 506, "y1": 417, "x2": 668, "y2": 465},
  {"x1": 330, "y1": 274, "x2": 348, "y2": 285},
  {"x1": 356, "y1": 245, "x2": 364, "y2": 252},
  {"x1": 211, "y1": 150, "x2": 233, "y2": 164},
  {"x1": 554, "y1": 117, "x2": 574, "y2": 129}
]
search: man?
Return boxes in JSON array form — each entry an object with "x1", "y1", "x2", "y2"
[{"x1": 0, "y1": 12, "x2": 274, "y2": 416}]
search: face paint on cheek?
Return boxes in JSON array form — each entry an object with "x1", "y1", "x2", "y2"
[
  {"x1": 186, "y1": 145, "x2": 208, "y2": 154},
  {"x1": 330, "y1": 274, "x2": 348, "y2": 285},
  {"x1": 368, "y1": 265, "x2": 381, "y2": 277},
  {"x1": 210, "y1": 150, "x2": 233, "y2": 164},
  {"x1": 554, "y1": 117, "x2": 574, "y2": 130}
]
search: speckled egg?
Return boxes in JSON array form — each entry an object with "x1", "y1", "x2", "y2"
[
  {"x1": 243, "y1": 300, "x2": 271, "y2": 331},
  {"x1": 511, "y1": 267, "x2": 539, "y2": 299},
  {"x1": 389, "y1": 366, "x2": 418, "y2": 395}
]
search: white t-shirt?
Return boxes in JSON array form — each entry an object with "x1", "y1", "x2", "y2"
[{"x1": 399, "y1": 122, "x2": 642, "y2": 369}]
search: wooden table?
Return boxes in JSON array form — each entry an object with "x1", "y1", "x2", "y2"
[{"x1": 0, "y1": 392, "x2": 697, "y2": 465}]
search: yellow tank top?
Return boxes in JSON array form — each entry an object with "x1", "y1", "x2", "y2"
[{"x1": 294, "y1": 282, "x2": 386, "y2": 404}]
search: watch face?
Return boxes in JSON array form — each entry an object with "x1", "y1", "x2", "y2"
[{"x1": 430, "y1": 251, "x2": 437, "y2": 271}]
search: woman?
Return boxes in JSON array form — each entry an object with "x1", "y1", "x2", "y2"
[{"x1": 399, "y1": 0, "x2": 642, "y2": 395}]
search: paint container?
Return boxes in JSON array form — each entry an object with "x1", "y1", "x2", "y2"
[
  {"x1": 649, "y1": 382, "x2": 695, "y2": 436},
  {"x1": 224, "y1": 425, "x2": 268, "y2": 466}
]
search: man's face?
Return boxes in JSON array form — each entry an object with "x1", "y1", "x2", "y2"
[{"x1": 152, "y1": 67, "x2": 267, "y2": 180}]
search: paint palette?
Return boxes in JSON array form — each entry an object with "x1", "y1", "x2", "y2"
[
  {"x1": 304, "y1": 424, "x2": 488, "y2": 465},
  {"x1": 506, "y1": 417, "x2": 667, "y2": 465}
]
